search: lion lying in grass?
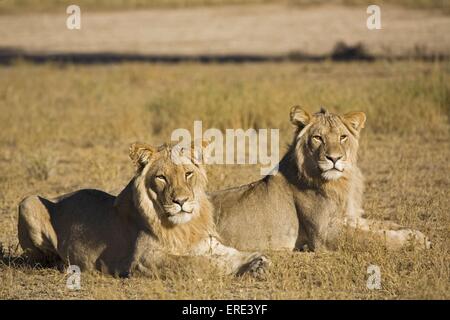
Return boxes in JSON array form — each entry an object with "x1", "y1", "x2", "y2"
[
  {"x1": 18, "y1": 142, "x2": 269, "y2": 277},
  {"x1": 212, "y1": 107, "x2": 431, "y2": 251}
]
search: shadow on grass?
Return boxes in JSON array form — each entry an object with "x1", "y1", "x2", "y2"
[
  {"x1": 0, "y1": 42, "x2": 409, "y2": 65},
  {"x1": 1, "y1": 42, "x2": 448, "y2": 66},
  {"x1": 0, "y1": 242, "x2": 28, "y2": 268},
  {"x1": 0, "y1": 242, "x2": 63, "y2": 270}
]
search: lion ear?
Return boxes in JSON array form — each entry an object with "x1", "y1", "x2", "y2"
[
  {"x1": 129, "y1": 142, "x2": 156, "y2": 170},
  {"x1": 290, "y1": 106, "x2": 311, "y2": 129},
  {"x1": 343, "y1": 111, "x2": 366, "y2": 132}
]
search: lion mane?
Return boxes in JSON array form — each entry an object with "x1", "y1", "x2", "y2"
[
  {"x1": 18, "y1": 142, "x2": 268, "y2": 276},
  {"x1": 212, "y1": 107, "x2": 430, "y2": 251}
]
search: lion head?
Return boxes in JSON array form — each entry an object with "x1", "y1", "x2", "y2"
[
  {"x1": 289, "y1": 106, "x2": 366, "y2": 183},
  {"x1": 126, "y1": 141, "x2": 215, "y2": 251},
  {"x1": 129, "y1": 141, "x2": 210, "y2": 225}
]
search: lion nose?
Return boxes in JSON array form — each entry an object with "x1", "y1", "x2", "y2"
[
  {"x1": 326, "y1": 155, "x2": 342, "y2": 164},
  {"x1": 173, "y1": 197, "x2": 188, "y2": 206}
]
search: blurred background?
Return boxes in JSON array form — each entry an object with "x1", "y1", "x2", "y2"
[
  {"x1": 1, "y1": 0, "x2": 450, "y2": 60},
  {"x1": 0, "y1": 0, "x2": 449, "y2": 299}
]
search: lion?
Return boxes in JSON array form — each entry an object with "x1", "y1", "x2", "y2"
[
  {"x1": 17, "y1": 142, "x2": 269, "y2": 277},
  {"x1": 211, "y1": 107, "x2": 431, "y2": 251}
]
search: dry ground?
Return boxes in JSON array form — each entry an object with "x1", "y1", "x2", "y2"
[
  {"x1": 1, "y1": 4, "x2": 450, "y2": 57},
  {"x1": 0, "y1": 60, "x2": 449, "y2": 299},
  {"x1": 0, "y1": 0, "x2": 449, "y2": 13}
]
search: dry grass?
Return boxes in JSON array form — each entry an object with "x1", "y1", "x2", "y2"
[{"x1": 0, "y1": 60, "x2": 449, "y2": 299}]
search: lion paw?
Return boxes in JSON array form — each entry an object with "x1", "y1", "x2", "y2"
[
  {"x1": 236, "y1": 253, "x2": 270, "y2": 278},
  {"x1": 388, "y1": 229, "x2": 431, "y2": 250},
  {"x1": 407, "y1": 230, "x2": 431, "y2": 249}
]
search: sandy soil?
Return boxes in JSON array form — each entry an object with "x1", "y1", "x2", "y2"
[{"x1": 0, "y1": 4, "x2": 449, "y2": 57}]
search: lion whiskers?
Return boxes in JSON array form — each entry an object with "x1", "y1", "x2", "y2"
[
  {"x1": 318, "y1": 159, "x2": 351, "y2": 180},
  {"x1": 164, "y1": 204, "x2": 182, "y2": 214},
  {"x1": 167, "y1": 213, "x2": 194, "y2": 225},
  {"x1": 164, "y1": 201, "x2": 199, "y2": 224},
  {"x1": 321, "y1": 169, "x2": 343, "y2": 180}
]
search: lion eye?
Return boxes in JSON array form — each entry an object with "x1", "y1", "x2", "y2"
[
  {"x1": 312, "y1": 135, "x2": 322, "y2": 142},
  {"x1": 340, "y1": 135, "x2": 348, "y2": 142},
  {"x1": 185, "y1": 171, "x2": 193, "y2": 179},
  {"x1": 156, "y1": 175, "x2": 166, "y2": 182}
]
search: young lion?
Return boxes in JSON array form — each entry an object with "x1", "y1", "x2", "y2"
[
  {"x1": 212, "y1": 107, "x2": 431, "y2": 251},
  {"x1": 17, "y1": 142, "x2": 269, "y2": 277}
]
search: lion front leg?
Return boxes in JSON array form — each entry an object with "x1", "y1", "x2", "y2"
[
  {"x1": 191, "y1": 236, "x2": 270, "y2": 277},
  {"x1": 344, "y1": 217, "x2": 431, "y2": 250}
]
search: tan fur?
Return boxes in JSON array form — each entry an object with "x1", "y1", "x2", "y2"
[
  {"x1": 129, "y1": 155, "x2": 215, "y2": 253},
  {"x1": 212, "y1": 107, "x2": 430, "y2": 251},
  {"x1": 17, "y1": 142, "x2": 269, "y2": 277}
]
